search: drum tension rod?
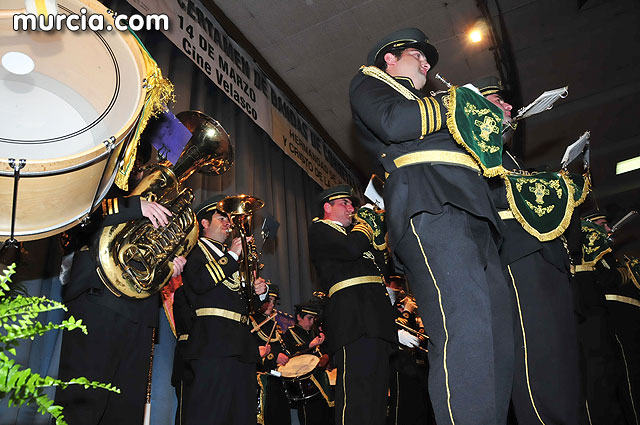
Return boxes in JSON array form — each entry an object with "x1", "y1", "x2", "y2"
[{"x1": 0, "y1": 159, "x2": 26, "y2": 267}]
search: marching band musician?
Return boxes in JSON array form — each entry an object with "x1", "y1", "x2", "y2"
[
  {"x1": 55, "y1": 141, "x2": 187, "y2": 425},
  {"x1": 179, "y1": 194, "x2": 268, "y2": 425},
  {"x1": 308, "y1": 184, "x2": 397, "y2": 425},
  {"x1": 282, "y1": 301, "x2": 334, "y2": 425},
  {"x1": 477, "y1": 77, "x2": 582, "y2": 424},
  {"x1": 251, "y1": 285, "x2": 291, "y2": 425},
  {"x1": 386, "y1": 276, "x2": 434, "y2": 425},
  {"x1": 349, "y1": 28, "x2": 513, "y2": 425},
  {"x1": 570, "y1": 211, "x2": 634, "y2": 424}
]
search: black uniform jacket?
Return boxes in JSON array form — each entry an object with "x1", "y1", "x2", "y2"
[
  {"x1": 282, "y1": 324, "x2": 318, "y2": 357},
  {"x1": 62, "y1": 195, "x2": 159, "y2": 326},
  {"x1": 308, "y1": 219, "x2": 397, "y2": 353},
  {"x1": 349, "y1": 71, "x2": 503, "y2": 252},
  {"x1": 171, "y1": 285, "x2": 194, "y2": 387},
  {"x1": 251, "y1": 311, "x2": 287, "y2": 371},
  {"x1": 488, "y1": 150, "x2": 570, "y2": 272},
  {"x1": 181, "y1": 238, "x2": 260, "y2": 364}
]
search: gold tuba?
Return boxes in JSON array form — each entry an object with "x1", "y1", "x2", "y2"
[
  {"x1": 95, "y1": 111, "x2": 233, "y2": 298},
  {"x1": 216, "y1": 195, "x2": 264, "y2": 310}
]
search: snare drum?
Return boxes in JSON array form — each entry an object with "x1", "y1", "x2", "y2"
[
  {"x1": 277, "y1": 354, "x2": 320, "y2": 402},
  {"x1": 0, "y1": 0, "x2": 147, "y2": 241}
]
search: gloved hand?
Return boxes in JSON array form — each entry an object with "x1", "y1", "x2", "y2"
[
  {"x1": 398, "y1": 329, "x2": 420, "y2": 348},
  {"x1": 354, "y1": 204, "x2": 387, "y2": 250}
]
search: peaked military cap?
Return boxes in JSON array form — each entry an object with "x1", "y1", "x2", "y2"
[
  {"x1": 295, "y1": 301, "x2": 321, "y2": 317},
  {"x1": 267, "y1": 284, "x2": 280, "y2": 300},
  {"x1": 318, "y1": 184, "x2": 359, "y2": 207},
  {"x1": 195, "y1": 194, "x2": 227, "y2": 221},
  {"x1": 367, "y1": 28, "x2": 439, "y2": 67},
  {"x1": 473, "y1": 76, "x2": 504, "y2": 97},
  {"x1": 583, "y1": 209, "x2": 608, "y2": 222}
]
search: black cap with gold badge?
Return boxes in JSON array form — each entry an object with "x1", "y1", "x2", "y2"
[
  {"x1": 267, "y1": 284, "x2": 280, "y2": 300},
  {"x1": 194, "y1": 194, "x2": 227, "y2": 222},
  {"x1": 367, "y1": 28, "x2": 439, "y2": 67},
  {"x1": 473, "y1": 76, "x2": 504, "y2": 97},
  {"x1": 294, "y1": 301, "x2": 321, "y2": 318},
  {"x1": 318, "y1": 184, "x2": 359, "y2": 208}
]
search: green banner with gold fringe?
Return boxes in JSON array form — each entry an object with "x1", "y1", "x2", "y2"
[
  {"x1": 581, "y1": 219, "x2": 612, "y2": 266},
  {"x1": 444, "y1": 86, "x2": 506, "y2": 177},
  {"x1": 624, "y1": 257, "x2": 640, "y2": 290},
  {"x1": 503, "y1": 171, "x2": 590, "y2": 241}
]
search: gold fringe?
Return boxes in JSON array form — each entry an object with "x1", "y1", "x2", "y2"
[
  {"x1": 502, "y1": 172, "x2": 577, "y2": 242},
  {"x1": 582, "y1": 247, "x2": 612, "y2": 267},
  {"x1": 444, "y1": 86, "x2": 506, "y2": 178},
  {"x1": 567, "y1": 170, "x2": 591, "y2": 206},
  {"x1": 115, "y1": 36, "x2": 175, "y2": 191}
]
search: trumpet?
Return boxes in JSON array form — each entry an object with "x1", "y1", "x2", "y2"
[{"x1": 217, "y1": 195, "x2": 264, "y2": 313}]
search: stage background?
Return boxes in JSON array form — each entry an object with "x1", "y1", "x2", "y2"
[{"x1": 0, "y1": 0, "x2": 342, "y2": 423}]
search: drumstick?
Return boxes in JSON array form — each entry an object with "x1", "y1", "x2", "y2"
[
  {"x1": 265, "y1": 319, "x2": 278, "y2": 346},
  {"x1": 250, "y1": 310, "x2": 278, "y2": 333}
]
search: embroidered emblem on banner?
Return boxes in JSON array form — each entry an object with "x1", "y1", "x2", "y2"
[
  {"x1": 580, "y1": 219, "x2": 612, "y2": 266},
  {"x1": 503, "y1": 171, "x2": 590, "y2": 241},
  {"x1": 445, "y1": 86, "x2": 506, "y2": 177}
]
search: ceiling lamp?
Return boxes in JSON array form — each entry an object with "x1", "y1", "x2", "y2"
[{"x1": 616, "y1": 155, "x2": 640, "y2": 175}]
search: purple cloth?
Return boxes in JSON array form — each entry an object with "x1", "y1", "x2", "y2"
[{"x1": 146, "y1": 110, "x2": 192, "y2": 165}]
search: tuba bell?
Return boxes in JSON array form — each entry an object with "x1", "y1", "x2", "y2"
[
  {"x1": 216, "y1": 194, "x2": 264, "y2": 311},
  {"x1": 95, "y1": 111, "x2": 233, "y2": 298}
]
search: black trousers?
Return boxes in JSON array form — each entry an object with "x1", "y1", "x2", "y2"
[
  {"x1": 55, "y1": 296, "x2": 154, "y2": 425},
  {"x1": 395, "y1": 206, "x2": 514, "y2": 425},
  {"x1": 260, "y1": 375, "x2": 291, "y2": 425},
  {"x1": 506, "y1": 252, "x2": 581, "y2": 425},
  {"x1": 182, "y1": 356, "x2": 256, "y2": 425},
  {"x1": 334, "y1": 336, "x2": 392, "y2": 425},
  {"x1": 388, "y1": 350, "x2": 435, "y2": 425}
]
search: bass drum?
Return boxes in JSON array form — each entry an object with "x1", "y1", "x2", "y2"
[{"x1": 0, "y1": 0, "x2": 148, "y2": 241}]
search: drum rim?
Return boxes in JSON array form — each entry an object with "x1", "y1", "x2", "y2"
[{"x1": 0, "y1": 0, "x2": 147, "y2": 172}]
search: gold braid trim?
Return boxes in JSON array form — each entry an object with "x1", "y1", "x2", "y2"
[
  {"x1": 359, "y1": 66, "x2": 418, "y2": 100},
  {"x1": 257, "y1": 374, "x2": 265, "y2": 425},
  {"x1": 605, "y1": 294, "x2": 640, "y2": 309},
  {"x1": 501, "y1": 172, "x2": 577, "y2": 242},
  {"x1": 352, "y1": 223, "x2": 373, "y2": 241},
  {"x1": 416, "y1": 98, "x2": 428, "y2": 138},
  {"x1": 427, "y1": 97, "x2": 442, "y2": 131},
  {"x1": 444, "y1": 86, "x2": 506, "y2": 178},
  {"x1": 314, "y1": 218, "x2": 347, "y2": 235},
  {"x1": 310, "y1": 374, "x2": 335, "y2": 407},
  {"x1": 115, "y1": 32, "x2": 175, "y2": 190}
]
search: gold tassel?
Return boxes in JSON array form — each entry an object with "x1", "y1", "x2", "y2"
[{"x1": 115, "y1": 34, "x2": 175, "y2": 191}]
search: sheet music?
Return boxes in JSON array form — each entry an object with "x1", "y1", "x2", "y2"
[
  {"x1": 515, "y1": 86, "x2": 568, "y2": 120},
  {"x1": 561, "y1": 131, "x2": 590, "y2": 169},
  {"x1": 364, "y1": 175, "x2": 385, "y2": 209}
]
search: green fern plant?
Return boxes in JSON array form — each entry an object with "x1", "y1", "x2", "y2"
[{"x1": 0, "y1": 263, "x2": 119, "y2": 424}]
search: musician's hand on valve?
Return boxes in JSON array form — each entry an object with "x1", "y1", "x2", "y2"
[
  {"x1": 171, "y1": 256, "x2": 187, "y2": 277},
  {"x1": 276, "y1": 353, "x2": 289, "y2": 366},
  {"x1": 140, "y1": 199, "x2": 172, "y2": 229},
  {"x1": 254, "y1": 277, "x2": 267, "y2": 296},
  {"x1": 259, "y1": 344, "x2": 271, "y2": 358},
  {"x1": 229, "y1": 237, "x2": 243, "y2": 257},
  {"x1": 403, "y1": 298, "x2": 418, "y2": 313}
]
